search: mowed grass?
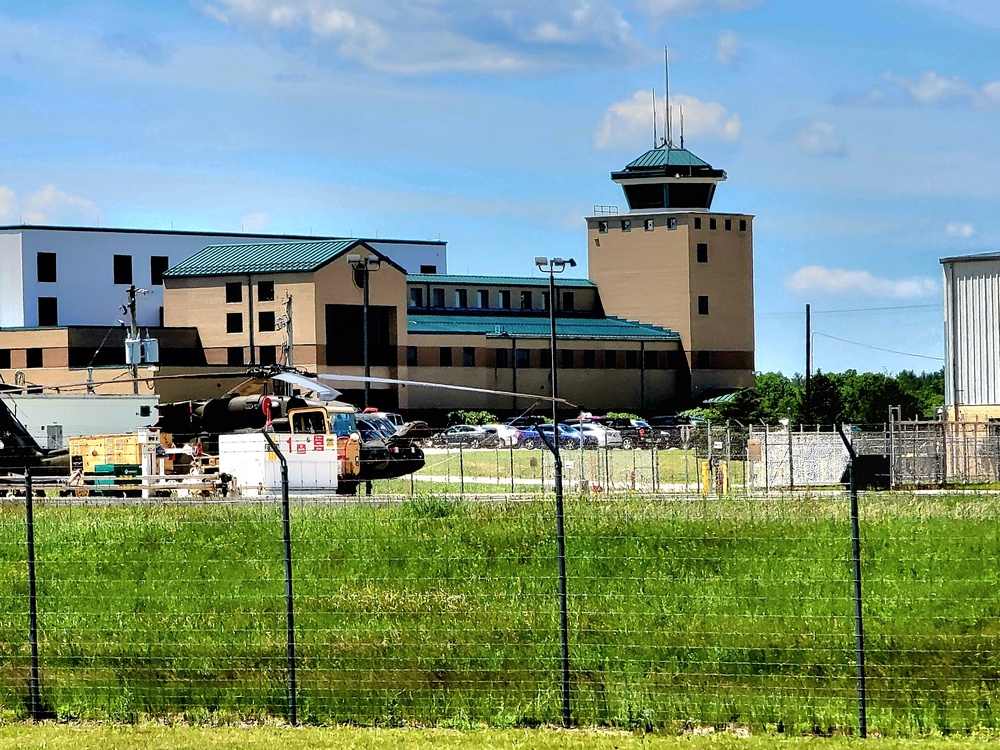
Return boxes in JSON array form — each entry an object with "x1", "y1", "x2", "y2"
[
  {"x1": 3, "y1": 724, "x2": 1000, "y2": 750},
  {"x1": 0, "y1": 493, "x2": 997, "y2": 735}
]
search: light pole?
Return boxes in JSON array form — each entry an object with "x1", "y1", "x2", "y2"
[
  {"x1": 535, "y1": 254, "x2": 575, "y2": 728},
  {"x1": 346, "y1": 253, "x2": 381, "y2": 409}
]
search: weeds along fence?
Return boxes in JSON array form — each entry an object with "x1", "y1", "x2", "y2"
[{"x1": 3, "y1": 480, "x2": 1000, "y2": 734}]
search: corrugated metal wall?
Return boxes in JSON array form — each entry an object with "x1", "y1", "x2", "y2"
[{"x1": 944, "y1": 258, "x2": 1000, "y2": 407}]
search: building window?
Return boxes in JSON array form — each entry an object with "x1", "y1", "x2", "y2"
[
  {"x1": 227, "y1": 347, "x2": 244, "y2": 366},
  {"x1": 258, "y1": 280, "x2": 275, "y2": 301},
  {"x1": 432, "y1": 288, "x2": 445, "y2": 308},
  {"x1": 410, "y1": 287, "x2": 424, "y2": 307},
  {"x1": 516, "y1": 349, "x2": 530, "y2": 368},
  {"x1": 583, "y1": 350, "x2": 596, "y2": 368},
  {"x1": 0, "y1": 349, "x2": 10, "y2": 369},
  {"x1": 698, "y1": 295, "x2": 710, "y2": 315},
  {"x1": 496, "y1": 348, "x2": 509, "y2": 368},
  {"x1": 709, "y1": 218, "x2": 717, "y2": 230},
  {"x1": 499, "y1": 290, "x2": 511, "y2": 309},
  {"x1": 36, "y1": 252, "x2": 57, "y2": 283},
  {"x1": 440, "y1": 347, "x2": 453, "y2": 367},
  {"x1": 561, "y1": 349, "x2": 574, "y2": 368},
  {"x1": 598, "y1": 220, "x2": 608, "y2": 234},
  {"x1": 667, "y1": 217, "x2": 678, "y2": 230},
  {"x1": 477, "y1": 289, "x2": 489, "y2": 308},
  {"x1": 420, "y1": 264, "x2": 437, "y2": 274},
  {"x1": 150, "y1": 256, "x2": 169, "y2": 286},
  {"x1": 226, "y1": 282, "x2": 242, "y2": 303},
  {"x1": 697, "y1": 243, "x2": 709, "y2": 263},
  {"x1": 159, "y1": 306, "x2": 164, "y2": 326},
  {"x1": 696, "y1": 351, "x2": 711, "y2": 369},
  {"x1": 644, "y1": 218, "x2": 655, "y2": 232},
  {"x1": 26, "y1": 348, "x2": 43, "y2": 368},
  {"x1": 541, "y1": 291, "x2": 550, "y2": 311},
  {"x1": 621, "y1": 219, "x2": 631, "y2": 232},
  {"x1": 725, "y1": 218, "x2": 732, "y2": 231},
  {"x1": 644, "y1": 350, "x2": 659, "y2": 369},
  {"x1": 540, "y1": 349, "x2": 551, "y2": 368},
  {"x1": 605, "y1": 350, "x2": 618, "y2": 368},
  {"x1": 562, "y1": 292, "x2": 575, "y2": 312},
  {"x1": 520, "y1": 291, "x2": 532, "y2": 310},
  {"x1": 113, "y1": 254, "x2": 132, "y2": 285},
  {"x1": 694, "y1": 217, "x2": 702, "y2": 230},
  {"x1": 37, "y1": 297, "x2": 58, "y2": 326},
  {"x1": 739, "y1": 218, "x2": 747, "y2": 232},
  {"x1": 406, "y1": 346, "x2": 418, "y2": 366},
  {"x1": 226, "y1": 312, "x2": 244, "y2": 333},
  {"x1": 259, "y1": 346, "x2": 277, "y2": 366},
  {"x1": 625, "y1": 351, "x2": 638, "y2": 369},
  {"x1": 462, "y1": 347, "x2": 476, "y2": 367},
  {"x1": 455, "y1": 289, "x2": 468, "y2": 308},
  {"x1": 258, "y1": 311, "x2": 276, "y2": 332}
]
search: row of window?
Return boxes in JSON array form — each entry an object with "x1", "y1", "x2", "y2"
[
  {"x1": 226, "y1": 311, "x2": 279, "y2": 334},
  {"x1": 409, "y1": 287, "x2": 576, "y2": 312},
  {"x1": 226, "y1": 280, "x2": 275, "y2": 303},
  {"x1": 36, "y1": 252, "x2": 170, "y2": 286},
  {"x1": 226, "y1": 346, "x2": 279, "y2": 366},
  {"x1": 406, "y1": 346, "x2": 676, "y2": 370},
  {"x1": 597, "y1": 216, "x2": 748, "y2": 234},
  {"x1": 0, "y1": 349, "x2": 42, "y2": 369}
]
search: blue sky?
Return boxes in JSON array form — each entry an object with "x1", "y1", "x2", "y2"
[{"x1": 1, "y1": 0, "x2": 997, "y2": 377}]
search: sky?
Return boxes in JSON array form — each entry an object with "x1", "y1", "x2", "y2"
[{"x1": 1, "y1": 0, "x2": 997, "y2": 377}]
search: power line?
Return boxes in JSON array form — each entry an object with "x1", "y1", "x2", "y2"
[
  {"x1": 813, "y1": 331, "x2": 944, "y2": 362},
  {"x1": 763, "y1": 303, "x2": 939, "y2": 318}
]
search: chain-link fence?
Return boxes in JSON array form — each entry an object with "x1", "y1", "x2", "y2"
[{"x1": 3, "y1": 480, "x2": 1000, "y2": 734}]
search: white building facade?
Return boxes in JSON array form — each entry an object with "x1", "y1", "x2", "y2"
[
  {"x1": 941, "y1": 252, "x2": 1000, "y2": 420},
  {"x1": 0, "y1": 226, "x2": 447, "y2": 329}
]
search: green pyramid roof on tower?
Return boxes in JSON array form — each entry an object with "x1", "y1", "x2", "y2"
[{"x1": 625, "y1": 146, "x2": 711, "y2": 169}]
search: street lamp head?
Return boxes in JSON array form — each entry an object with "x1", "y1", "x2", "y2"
[
  {"x1": 550, "y1": 257, "x2": 577, "y2": 274},
  {"x1": 534, "y1": 256, "x2": 548, "y2": 270},
  {"x1": 345, "y1": 253, "x2": 361, "y2": 265},
  {"x1": 366, "y1": 256, "x2": 381, "y2": 271}
]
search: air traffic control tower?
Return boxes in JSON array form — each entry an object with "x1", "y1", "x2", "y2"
[{"x1": 587, "y1": 144, "x2": 755, "y2": 402}]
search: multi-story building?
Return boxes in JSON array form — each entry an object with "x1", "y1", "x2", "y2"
[{"x1": 586, "y1": 145, "x2": 755, "y2": 396}]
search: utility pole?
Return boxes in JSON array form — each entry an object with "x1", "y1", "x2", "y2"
[{"x1": 126, "y1": 285, "x2": 139, "y2": 395}]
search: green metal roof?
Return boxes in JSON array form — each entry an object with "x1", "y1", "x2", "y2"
[
  {"x1": 407, "y1": 273, "x2": 595, "y2": 288},
  {"x1": 408, "y1": 314, "x2": 678, "y2": 341},
  {"x1": 163, "y1": 239, "x2": 404, "y2": 277},
  {"x1": 625, "y1": 147, "x2": 711, "y2": 170},
  {"x1": 702, "y1": 391, "x2": 742, "y2": 405}
]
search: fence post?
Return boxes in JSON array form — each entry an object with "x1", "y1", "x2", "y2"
[
  {"x1": 459, "y1": 442, "x2": 465, "y2": 495},
  {"x1": 24, "y1": 468, "x2": 41, "y2": 721},
  {"x1": 836, "y1": 425, "x2": 868, "y2": 737},
  {"x1": 260, "y1": 430, "x2": 297, "y2": 726},
  {"x1": 510, "y1": 443, "x2": 515, "y2": 494}
]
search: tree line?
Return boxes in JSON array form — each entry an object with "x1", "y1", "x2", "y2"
[{"x1": 687, "y1": 369, "x2": 945, "y2": 427}]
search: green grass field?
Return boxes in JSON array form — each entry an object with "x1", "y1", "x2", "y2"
[{"x1": 0, "y1": 493, "x2": 997, "y2": 735}]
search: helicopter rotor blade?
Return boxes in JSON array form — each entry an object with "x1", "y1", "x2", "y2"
[
  {"x1": 273, "y1": 371, "x2": 341, "y2": 401},
  {"x1": 314, "y1": 372, "x2": 575, "y2": 407}
]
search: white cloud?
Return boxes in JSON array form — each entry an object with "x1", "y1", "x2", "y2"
[
  {"x1": 946, "y1": 221, "x2": 975, "y2": 238},
  {"x1": 201, "y1": 0, "x2": 645, "y2": 74},
  {"x1": 793, "y1": 120, "x2": 845, "y2": 157},
  {"x1": 715, "y1": 30, "x2": 740, "y2": 65},
  {"x1": 594, "y1": 90, "x2": 740, "y2": 149},
  {"x1": 786, "y1": 266, "x2": 937, "y2": 300},
  {"x1": 0, "y1": 185, "x2": 102, "y2": 226},
  {"x1": 637, "y1": 0, "x2": 762, "y2": 16},
  {"x1": 873, "y1": 70, "x2": 1000, "y2": 108}
]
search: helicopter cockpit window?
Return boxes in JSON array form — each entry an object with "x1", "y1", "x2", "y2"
[
  {"x1": 292, "y1": 411, "x2": 327, "y2": 434},
  {"x1": 331, "y1": 412, "x2": 357, "y2": 437}
]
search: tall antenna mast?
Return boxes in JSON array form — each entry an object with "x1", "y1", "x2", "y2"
[
  {"x1": 665, "y1": 46, "x2": 673, "y2": 148},
  {"x1": 680, "y1": 104, "x2": 685, "y2": 148},
  {"x1": 652, "y1": 87, "x2": 658, "y2": 148}
]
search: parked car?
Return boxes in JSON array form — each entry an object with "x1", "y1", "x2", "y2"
[
  {"x1": 591, "y1": 417, "x2": 655, "y2": 449},
  {"x1": 504, "y1": 416, "x2": 541, "y2": 430},
  {"x1": 648, "y1": 415, "x2": 695, "y2": 448},
  {"x1": 518, "y1": 423, "x2": 596, "y2": 450},
  {"x1": 482, "y1": 423, "x2": 520, "y2": 448},
  {"x1": 432, "y1": 424, "x2": 490, "y2": 448},
  {"x1": 563, "y1": 419, "x2": 624, "y2": 448}
]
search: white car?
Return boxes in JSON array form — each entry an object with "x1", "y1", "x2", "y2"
[
  {"x1": 568, "y1": 422, "x2": 623, "y2": 448},
  {"x1": 482, "y1": 423, "x2": 520, "y2": 447}
]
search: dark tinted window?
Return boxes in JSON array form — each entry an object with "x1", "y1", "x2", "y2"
[
  {"x1": 410, "y1": 287, "x2": 423, "y2": 307},
  {"x1": 725, "y1": 218, "x2": 732, "y2": 231},
  {"x1": 258, "y1": 311, "x2": 276, "y2": 332},
  {"x1": 37, "y1": 252, "x2": 56, "y2": 283},
  {"x1": 0, "y1": 349, "x2": 9, "y2": 368},
  {"x1": 258, "y1": 280, "x2": 274, "y2": 301},
  {"x1": 38, "y1": 297, "x2": 58, "y2": 326},
  {"x1": 709, "y1": 218, "x2": 717, "y2": 230},
  {"x1": 432, "y1": 288, "x2": 445, "y2": 307},
  {"x1": 26, "y1": 348, "x2": 43, "y2": 368},
  {"x1": 462, "y1": 347, "x2": 475, "y2": 367},
  {"x1": 150, "y1": 256, "x2": 169, "y2": 286},
  {"x1": 227, "y1": 347, "x2": 244, "y2": 366},
  {"x1": 226, "y1": 282, "x2": 242, "y2": 303},
  {"x1": 561, "y1": 349, "x2": 573, "y2": 368},
  {"x1": 258, "y1": 346, "x2": 277, "y2": 365},
  {"x1": 520, "y1": 291, "x2": 532, "y2": 309},
  {"x1": 420, "y1": 264, "x2": 437, "y2": 274},
  {"x1": 583, "y1": 350, "x2": 596, "y2": 368},
  {"x1": 516, "y1": 349, "x2": 530, "y2": 368},
  {"x1": 406, "y1": 346, "x2": 418, "y2": 366},
  {"x1": 440, "y1": 347, "x2": 452, "y2": 366},
  {"x1": 698, "y1": 295, "x2": 710, "y2": 315},
  {"x1": 693, "y1": 217, "x2": 702, "y2": 229},
  {"x1": 499, "y1": 290, "x2": 511, "y2": 309},
  {"x1": 496, "y1": 348, "x2": 509, "y2": 368},
  {"x1": 605, "y1": 350, "x2": 618, "y2": 368},
  {"x1": 740, "y1": 218, "x2": 747, "y2": 231},
  {"x1": 697, "y1": 243, "x2": 708, "y2": 263},
  {"x1": 625, "y1": 350, "x2": 638, "y2": 368},
  {"x1": 226, "y1": 312, "x2": 243, "y2": 333},
  {"x1": 113, "y1": 254, "x2": 132, "y2": 285}
]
